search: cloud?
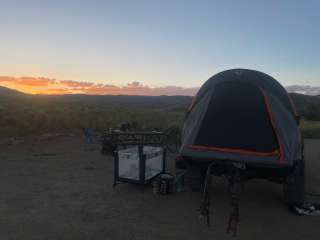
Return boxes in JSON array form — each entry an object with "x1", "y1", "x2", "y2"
[
  {"x1": 0, "y1": 76, "x2": 55, "y2": 86},
  {"x1": 0, "y1": 76, "x2": 199, "y2": 96},
  {"x1": 60, "y1": 80, "x2": 95, "y2": 88},
  {"x1": 286, "y1": 85, "x2": 320, "y2": 96}
]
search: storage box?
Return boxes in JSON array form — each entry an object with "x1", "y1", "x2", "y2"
[{"x1": 114, "y1": 145, "x2": 165, "y2": 186}]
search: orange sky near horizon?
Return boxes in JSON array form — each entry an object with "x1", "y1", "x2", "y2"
[{"x1": 0, "y1": 76, "x2": 199, "y2": 96}]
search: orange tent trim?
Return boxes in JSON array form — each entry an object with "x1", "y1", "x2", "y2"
[{"x1": 188, "y1": 145, "x2": 280, "y2": 157}]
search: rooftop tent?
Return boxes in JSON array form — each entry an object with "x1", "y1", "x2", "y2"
[{"x1": 180, "y1": 69, "x2": 302, "y2": 166}]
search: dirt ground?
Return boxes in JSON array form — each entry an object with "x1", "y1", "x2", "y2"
[{"x1": 0, "y1": 136, "x2": 320, "y2": 240}]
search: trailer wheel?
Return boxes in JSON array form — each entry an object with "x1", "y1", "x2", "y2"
[{"x1": 283, "y1": 159, "x2": 305, "y2": 206}]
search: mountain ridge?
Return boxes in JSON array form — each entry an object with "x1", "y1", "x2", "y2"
[{"x1": 0, "y1": 85, "x2": 319, "y2": 137}]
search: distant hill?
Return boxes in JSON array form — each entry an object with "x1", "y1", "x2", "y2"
[
  {"x1": 1, "y1": 85, "x2": 319, "y2": 114},
  {"x1": 0, "y1": 86, "x2": 25, "y2": 97},
  {"x1": 289, "y1": 93, "x2": 320, "y2": 120},
  {"x1": 0, "y1": 86, "x2": 191, "y2": 137},
  {"x1": 289, "y1": 93, "x2": 320, "y2": 108},
  {"x1": 40, "y1": 94, "x2": 192, "y2": 111},
  {"x1": 0, "y1": 85, "x2": 319, "y2": 137},
  {"x1": 0, "y1": 86, "x2": 192, "y2": 110},
  {"x1": 1, "y1": 85, "x2": 320, "y2": 113}
]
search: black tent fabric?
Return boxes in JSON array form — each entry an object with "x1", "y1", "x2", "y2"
[
  {"x1": 180, "y1": 69, "x2": 302, "y2": 166},
  {"x1": 194, "y1": 81, "x2": 278, "y2": 153}
]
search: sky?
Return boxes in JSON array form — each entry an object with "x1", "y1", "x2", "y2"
[{"x1": 0, "y1": 0, "x2": 319, "y2": 95}]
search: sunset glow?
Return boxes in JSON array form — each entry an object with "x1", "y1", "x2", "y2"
[
  {"x1": 1, "y1": 1, "x2": 320, "y2": 95},
  {"x1": 0, "y1": 76, "x2": 198, "y2": 96}
]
